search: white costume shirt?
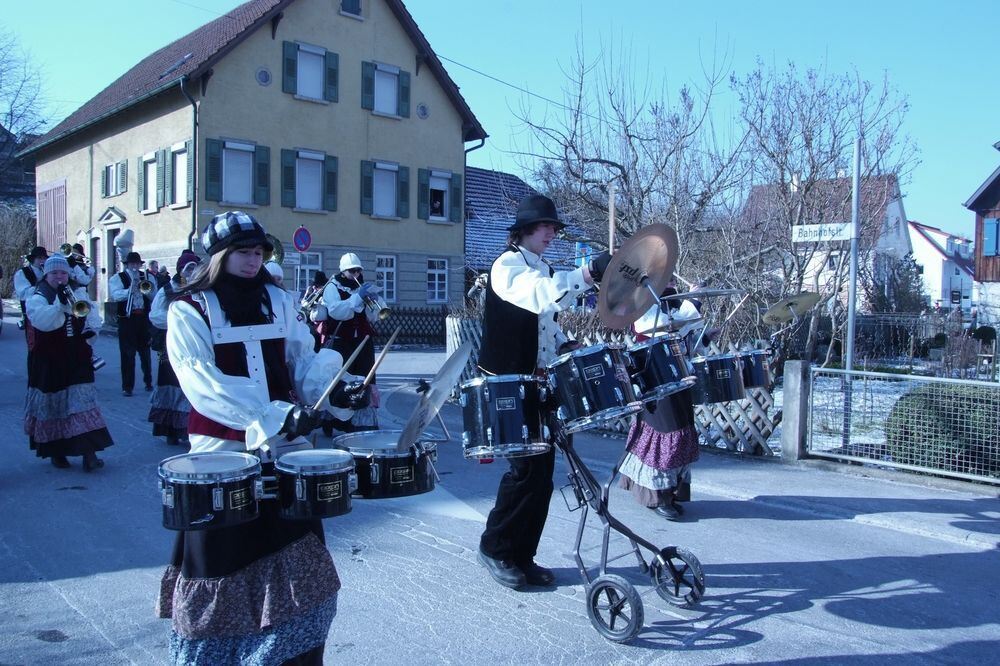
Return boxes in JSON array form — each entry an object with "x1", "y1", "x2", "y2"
[
  {"x1": 71, "y1": 264, "x2": 95, "y2": 287},
  {"x1": 14, "y1": 265, "x2": 43, "y2": 301},
  {"x1": 634, "y1": 298, "x2": 706, "y2": 355},
  {"x1": 322, "y1": 281, "x2": 380, "y2": 324},
  {"x1": 149, "y1": 284, "x2": 170, "y2": 329},
  {"x1": 167, "y1": 286, "x2": 358, "y2": 455},
  {"x1": 490, "y1": 245, "x2": 591, "y2": 368},
  {"x1": 25, "y1": 285, "x2": 101, "y2": 341}
]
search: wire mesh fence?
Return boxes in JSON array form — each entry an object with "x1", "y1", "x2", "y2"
[{"x1": 808, "y1": 367, "x2": 1000, "y2": 483}]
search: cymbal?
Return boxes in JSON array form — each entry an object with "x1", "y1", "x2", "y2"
[
  {"x1": 763, "y1": 292, "x2": 822, "y2": 325},
  {"x1": 396, "y1": 341, "x2": 472, "y2": 451},
  {"x1": 678, "y1": 288, "x2": 745, "y2": 299},
  {"x1": 598, "y1": 224, "x2": 678, "y2": 330}
]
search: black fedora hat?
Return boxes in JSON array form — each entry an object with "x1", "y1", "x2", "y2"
[
  {"x1": 508, "y1": 194, "x2": 566, "y2": 232},
  {"x1": 28, "y1": 246, "x2": 48, "y2": 260},
  {"x1": 124, "y1": 251, "x2": 144, "y2": 264}
]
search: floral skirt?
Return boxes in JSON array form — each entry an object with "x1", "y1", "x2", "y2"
[{"x1": 618, "y1": 417, "x2": 699, "y2": 507}]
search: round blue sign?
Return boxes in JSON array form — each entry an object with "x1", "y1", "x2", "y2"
[{"x1": 292, "y1": 226, "x2": 312, "y2": 252}]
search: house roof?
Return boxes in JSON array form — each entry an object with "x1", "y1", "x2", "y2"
[
  {"x1": 464, "y1": 166, "x2": 579, "y2": 271},
  {"x1": 21, "y1": 0, "x2": 486, "y2": 158},
  {"x1": 964, "y1": 163, "x2": 1000, "y2": 212},
  {"x1": 908, "y1": 220, "x2": 975, "y2": 276}
]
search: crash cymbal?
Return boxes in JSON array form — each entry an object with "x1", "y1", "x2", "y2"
[
  {"x1": 396, "y1": 341, "x2": 473, "y2": 451},
  {"x1": 597, "y1": 223, "x2": 679, "y2": 330},
  {"x1": 762, "y1": 292, "x2": 822, "y2": 325},
  {"x1": 678, "y1": 288, "x2": 746, "y2": 299}
]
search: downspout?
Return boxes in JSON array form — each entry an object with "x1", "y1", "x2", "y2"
[
  {"x1": 180, "y1": 76, "x2": 198, "y2": 251},
  {"x1": 463, "y1": 137, "x2": 485, "y2": 287}
]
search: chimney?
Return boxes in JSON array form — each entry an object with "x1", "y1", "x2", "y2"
[{"x1": 790, "y1": 173, "x2": 800, "y2": 194}]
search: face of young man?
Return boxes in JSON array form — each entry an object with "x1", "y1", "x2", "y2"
[
  {"x1": 520, "y1": 222, "x2": 559, "y2": 256},
  {"x1": 32, "y1": 256, "x2": 46, "y2": 269},
  {"x1": 225, "y1": 246, "x2": 264, "y2": 279}
]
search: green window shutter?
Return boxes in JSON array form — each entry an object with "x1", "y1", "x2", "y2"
[
  {"x1": 449, "y1": 173, "x2": 462, "y2": 223},
  {"x1": 323, "y1": 155, "x2": 338, "y2": 211},
  {"x1": 100, "y1": 167, "x2": 108, "y2": 198},
  {"x1": 163, "y1": 149, "x2": 174, "y2": 206},
  {"x1": 205, "y1": 138, "x2": 222, "y2": 201},
  {"x1": 254, "y1": 145, "x2": 270, "y2": 206},
  {"x1": 118, "y1": 160, "x2": 128, "y2": 194},
  {"x1": 417, "y1": 168, "x2": 429, "y2": 220},
  {"x1": 156, "y1": 149, "x2": 167, "y2": 208},
  {"x1": 137, "y1": 156, "x2": 145, "y2": 210},
  {"x1": 185, "y1": 141, "x2": 193, "y2": 203},
  {"x1": 324, "y1": 51, "x2": 339, "y2": 103},
  {"x1": 398, "y1": 70, "x2": 410, "y2": 118},
  {"x1": 281, "y1": 149, "x2": 296, "y2": 208},
  {"x1": 360, "y1": 160, "x2": 373, "y2": 214},
  {"x1": 397, "y1": 165, "x2": 410, "y2": 218},
  {"x1": 361, "y1": 62, "x2": 375, "y2": 110},
  {"x1": 282, "y1": 41, "x2": 298, "y2": 94}
]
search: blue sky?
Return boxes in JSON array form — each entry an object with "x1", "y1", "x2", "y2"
[{"x1": 6, "y1": 0, "x2": 997, "y2": 237}]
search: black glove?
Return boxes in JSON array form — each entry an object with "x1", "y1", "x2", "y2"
[
  {"x1": 56, "y1": 288, "x2": 70, "y2": 304},
  {"x1": 67, "y1": 255, "x2": 78, "y2": 268},
  {"x1": 330, "y1": 380, "x2": 371, "y2": 410},
  {"x1": 588, "y1": 251, "x2": 612, "y2": 283},
  {"x1": 81, "y1": 330, "x2": 96, "y2": 340},
  {"x1": 416, "y1": 379, "x2": 431, "y2": 394},
  {"x1": 281, "y1": 406, "x2": 323, "y2": 440}
]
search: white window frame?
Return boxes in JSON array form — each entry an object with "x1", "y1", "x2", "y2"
[
  {"x1": 373, "y1": 161, "x2": 398, "y2": 217},
  {"x1": 170, "y1": 141, "x2": 189, "y2": 207},
  {"x1": 141, "y1": 150, "x2": 158, "y2": 213},
  {"x1": 426, "y1": 257, "x2": 448, "y2": 304},
  {"x1": 296, "y1": 42, "x2": 326, "y2": 101},
  {"x1": 428, "y1": 169, "x2": 451, "y2": 221},
  {"x1": 376, "y1": 254, "x2": 396, "y2": 303},
  {"x1": 373, "y1": 63, "x2": 400, "y2": 116},
  {"x1": 295, "y1": 149, "x2": 325, "y2": 211},
  {"x1": 294, "y1": 251, "x2": 322, "y2": 294},
  {"x1": 222, "y1": 140, "x2": 255, "y2": 206}
]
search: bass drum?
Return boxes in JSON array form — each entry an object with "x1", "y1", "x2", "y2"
[
  {"x1": 333, "y1": 430, "x2": 439, "y2": 498},
  {"x1": 691, "y1": 354, "x2": 746, "y2": 405},
  {"x1": 274, "y1": 448, "x2": 356, "y2": 520},
  {"x1": 159, "y1": 451, "x2": 261, "y2": 531},
  {"x1": 459, "y1": 374, "x2": 550, "y2": 460}
]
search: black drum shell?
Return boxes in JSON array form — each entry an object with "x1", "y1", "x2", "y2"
[
  {"x1": 275, "y1": 466, "x2": 352, "y2": 520},
  {"x1": 740, "y1": 351, "x2": 771, "y2": 389},
  {"x1": 627, "y1": 336, "x2": 695, "y2": 401},
  {"x1": 460, "y1": 375, "x2": 549, "y2": 459},
  {"x1": 160, "y1": 474, "x2": 259, "y2": 531},
  {"x1": 691, "y1": 354, "x2": 746, "y2": 405},
  {"x1": 352, "y1": 445, "x2": 436, "y2": 498},
  {"x1": 547, "y1": 344, "x2": 640, "y2": 431}
]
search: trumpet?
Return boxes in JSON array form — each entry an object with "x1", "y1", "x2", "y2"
[
  {"x1": 62, "y1": 286, "x2": 92, "y2": 318},
  {"x1": 60, "y1": 243, "x2": 91, "y2": 267},
  {"x1": 299, "y1": 288, "x2": 325, "y2": 316},
  {"x1": 354, "y1": 278, "x2": 391, "y2": 320},
  {"x1": 139, "y1": 279, "x2": 154, "y2": 295}
]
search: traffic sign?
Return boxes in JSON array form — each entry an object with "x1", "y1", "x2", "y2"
[
  {"x1": 791, "y1": 222, "x2": 853, "y2": 243},
  {"x1": 292, "y1": 226, "x2": 312, "y2": 252}
]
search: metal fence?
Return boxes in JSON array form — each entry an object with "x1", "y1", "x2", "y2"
[
  {"x1": 808, "y1": 367, "x2": 1000, "y2": 484},
  {"x1": 373, "y1": 306, "x2": 449, "y2": 345}
]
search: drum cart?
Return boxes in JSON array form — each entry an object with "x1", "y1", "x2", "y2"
[{"x1": 555, "y1": 432, "x2": 705, "y2": 643}]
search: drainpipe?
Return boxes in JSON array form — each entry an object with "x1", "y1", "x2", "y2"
[{"x1": 180, "y1": 76, "x2": 198, "y2": 251}]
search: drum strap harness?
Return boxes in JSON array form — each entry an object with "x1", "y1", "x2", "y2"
[{"x1": 200, "y1": 284, "x2": 287, "y2": 407}]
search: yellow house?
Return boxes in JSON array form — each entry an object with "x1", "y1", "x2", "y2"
[{"x1": 21, "y1": 0, "x2": 486, "y2": 318}]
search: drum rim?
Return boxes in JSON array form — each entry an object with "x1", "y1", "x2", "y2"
[
  {"x1": 546, "y1": 342, "x2": 625, "y2": 368},
  {"x1": 460, "y1": 373, "x2": 541, "y2": 387},
  {"x1": 331, "y1": 429, "x2": 444, "y2": 450},
  {"x1": 692, "y1": 353, "x2": 740, "y2": 362},
  {"x1": 627, "y1": 334, "x2": 684, "y2": 351},
  {"x1": 463, "y1": 442, "x2": 551, "y2": 459},
  {"x1": 159, "y1": 451, "x2": 261, "y2": 482},
  {"x1": 275, "y1": 448, "x2": 354, "y2": 474}
]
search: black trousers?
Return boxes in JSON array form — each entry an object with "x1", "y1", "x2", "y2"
[
  {"x1": 479, "y1": 434, "x2": 557, "y2": 563},
  {"x1": 118, "y1": 314, "x2": 152, "y2": 391}
]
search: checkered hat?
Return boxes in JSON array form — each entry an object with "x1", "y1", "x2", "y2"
[{"x1": 201, "y1": 211, "x2": 273, "y2": 256}]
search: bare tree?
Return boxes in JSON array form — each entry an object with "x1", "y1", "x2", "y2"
[
  {"x1": 0, "y1": 201, "x2": 37, "y2": 297},
  {"x1": 0, "y1": 29, "x2": 47, "y2": 178}
]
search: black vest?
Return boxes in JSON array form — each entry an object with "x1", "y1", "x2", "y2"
[
  {"x1": 116, "y1": 270, "x2": 152, "y2": 317},
  {"x1": 476, "y1": 247, "x2": 553, "y2": 375},
  {"x1": 19, "y1": 266, "x2": 40, "y2": 315}
]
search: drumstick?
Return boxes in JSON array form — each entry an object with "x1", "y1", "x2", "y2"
[
  {"x1": 312, "y1": 335, "x2": 370, "y2": 410},
  {"x1": 361, "y1": 325, "x2": 401, "y2": 388}
]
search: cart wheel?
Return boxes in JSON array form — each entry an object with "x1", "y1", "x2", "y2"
[
  {"x1": 650, "y1": 546, "x2": 705, "y2": 606},
  {"x1": 586, "y1": 574, "x2": 644, "y2": 643}
]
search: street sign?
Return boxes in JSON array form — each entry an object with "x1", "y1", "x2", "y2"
[
  {"x1": 791, "y1": 222, "x2": 853, "y2": 243},
  {"x1": 292, "y1": 226, "x2": 311, "y2": 252}
]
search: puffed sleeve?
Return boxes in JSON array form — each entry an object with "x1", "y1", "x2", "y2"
[
  {"x1": 109, "y1": 273, "x2": 129, "y2": 302},
  {"x1": 72, "y1": 264, "x2": 94, "y2": 287},
  {"x1": 13, "y1": 270, "x2": 35, "y2": 302},
  {"x1": 149, "y1": 287, "x2": 169, "y2": 329},
  {"x1": 491, "y1": 250, "x2": 590, "y2": 315},
  {"x1": 324, "y1": 282, "x2": 364, "y2": 321},
  {"x1": 73, "y1": 286, "x2": 102, "y2": 340},
  {"x1": 167, "y1": 297, "x2": 295, "y2": 452},
  {"x1": 26, "y1": 292, "x2": 70, "y2": 332}
]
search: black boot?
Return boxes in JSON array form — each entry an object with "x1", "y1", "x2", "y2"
[
  {"x1": 676, "y1": 480, "x2": 691, "y2": 502},
  {"x1": 50, "y1": 455, "x2": 71, "y2": 469}
]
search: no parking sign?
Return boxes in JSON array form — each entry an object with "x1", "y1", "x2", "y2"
[{"x1": 292, "y1": 226, "x2": 312, "y2": 252}]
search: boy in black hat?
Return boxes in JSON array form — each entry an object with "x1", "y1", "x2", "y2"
[
  {"x1": 14, "y1": 246, "x2": 48, "y2": 333},
  {"x1": 109, "y1": 251, "x2": 153, "y2": 396},
  {"x1": 476, "y1": 194, "x2": 611, "y2": 590}
]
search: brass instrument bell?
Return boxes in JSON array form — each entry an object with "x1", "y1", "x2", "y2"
[{"x1": 62, "y1": 286, "x2": 92, "y2": 318}]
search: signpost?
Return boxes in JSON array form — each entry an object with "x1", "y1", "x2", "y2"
[
  {"x1": 292, "y1": 226, "x2": 312, "y2": 252},
  {"x1": 791, "y1": 222, "x2": 853, "y2": 244}
]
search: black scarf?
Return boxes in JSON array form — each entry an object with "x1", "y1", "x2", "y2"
[
  {"x1": 335, "y1": 273, "x2": 363, "y2": 289},
  {"x1": 214, "y1": 271, "x2": 271, "y2": 325}
]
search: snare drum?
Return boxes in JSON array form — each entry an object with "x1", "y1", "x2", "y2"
[
  {"x1": 274, "y1": 449, "x2": 356, "y2": 520},
  {"x1": 691, "y1": 354, "x2": 746, "y2": 405},
  {"x1": 546, "y1": 343, "x2": 642, "y2": 433},
  {"x1": 739, "y1": 350, "x2": 771, "y2": 389},
  {"x1": 159, "y1": 451, "x2": 261, "y2": 531},
  {"x1": 333, "y1": 430, "x2": 438, "y2": 498},
  {"x1": 460, "y1": 375, "x2": 550, "y2": 460},
  {"x1": 627, "y1": 335, "x2": 696, "y2": 402}
]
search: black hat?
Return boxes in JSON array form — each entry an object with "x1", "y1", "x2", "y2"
[
  {"x1": 28, "y1": 246, "x2": 48, "y2": 260},
  {"x1": 125, "y1": 251, "x2": 143, "y2": 264},
  {"x1": 508, "y1": 194, "x2": 566, "y2": 232},
  {"x1": 202, "y1": 211, "x2": 273, "y2": 255},
  {"x1": 72, "y1": 243, "x2": 85, "y2": 254},
  {"x1": 313, "y1": 270, "x2": 328, "y2": 286}
]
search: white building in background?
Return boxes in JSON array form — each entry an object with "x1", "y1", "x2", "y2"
[{"x1": 908, "y1": 221, "x2": 975, "y2": 312}]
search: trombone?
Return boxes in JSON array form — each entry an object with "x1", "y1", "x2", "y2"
[
  {"x1": 60, "y1": 243, "x2": 91, "y2": 267},
  {"x1": 353, "y1": 277, "x2": 391, "y2": 320},
  {"x1": 299, "y1": 287, "x2": 325, "y2": 318},
  {"x1": 62, "y1": 286, "x2": 92, "y2": 318}
]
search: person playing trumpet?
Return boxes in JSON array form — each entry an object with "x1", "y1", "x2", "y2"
[
  {"x1": 110, "y1": 251, "x2": 154, "y2": 396},
  {"x1": 24, "y1": 254, "x2": 112, "y2": 471},
  {"x1": 14, "y1": 246, "x2": 48, "y2": 334},
  {"x1": 63, "y1": 243, "x2": 95, "y2": 295},
  {"x1": 318, "y1": 252, "x2": 382, "y2": 432}
]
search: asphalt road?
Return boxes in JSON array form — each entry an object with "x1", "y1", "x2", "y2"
[{"x1": 0, "y1": 309, "x2": 997, "y2": 665}]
